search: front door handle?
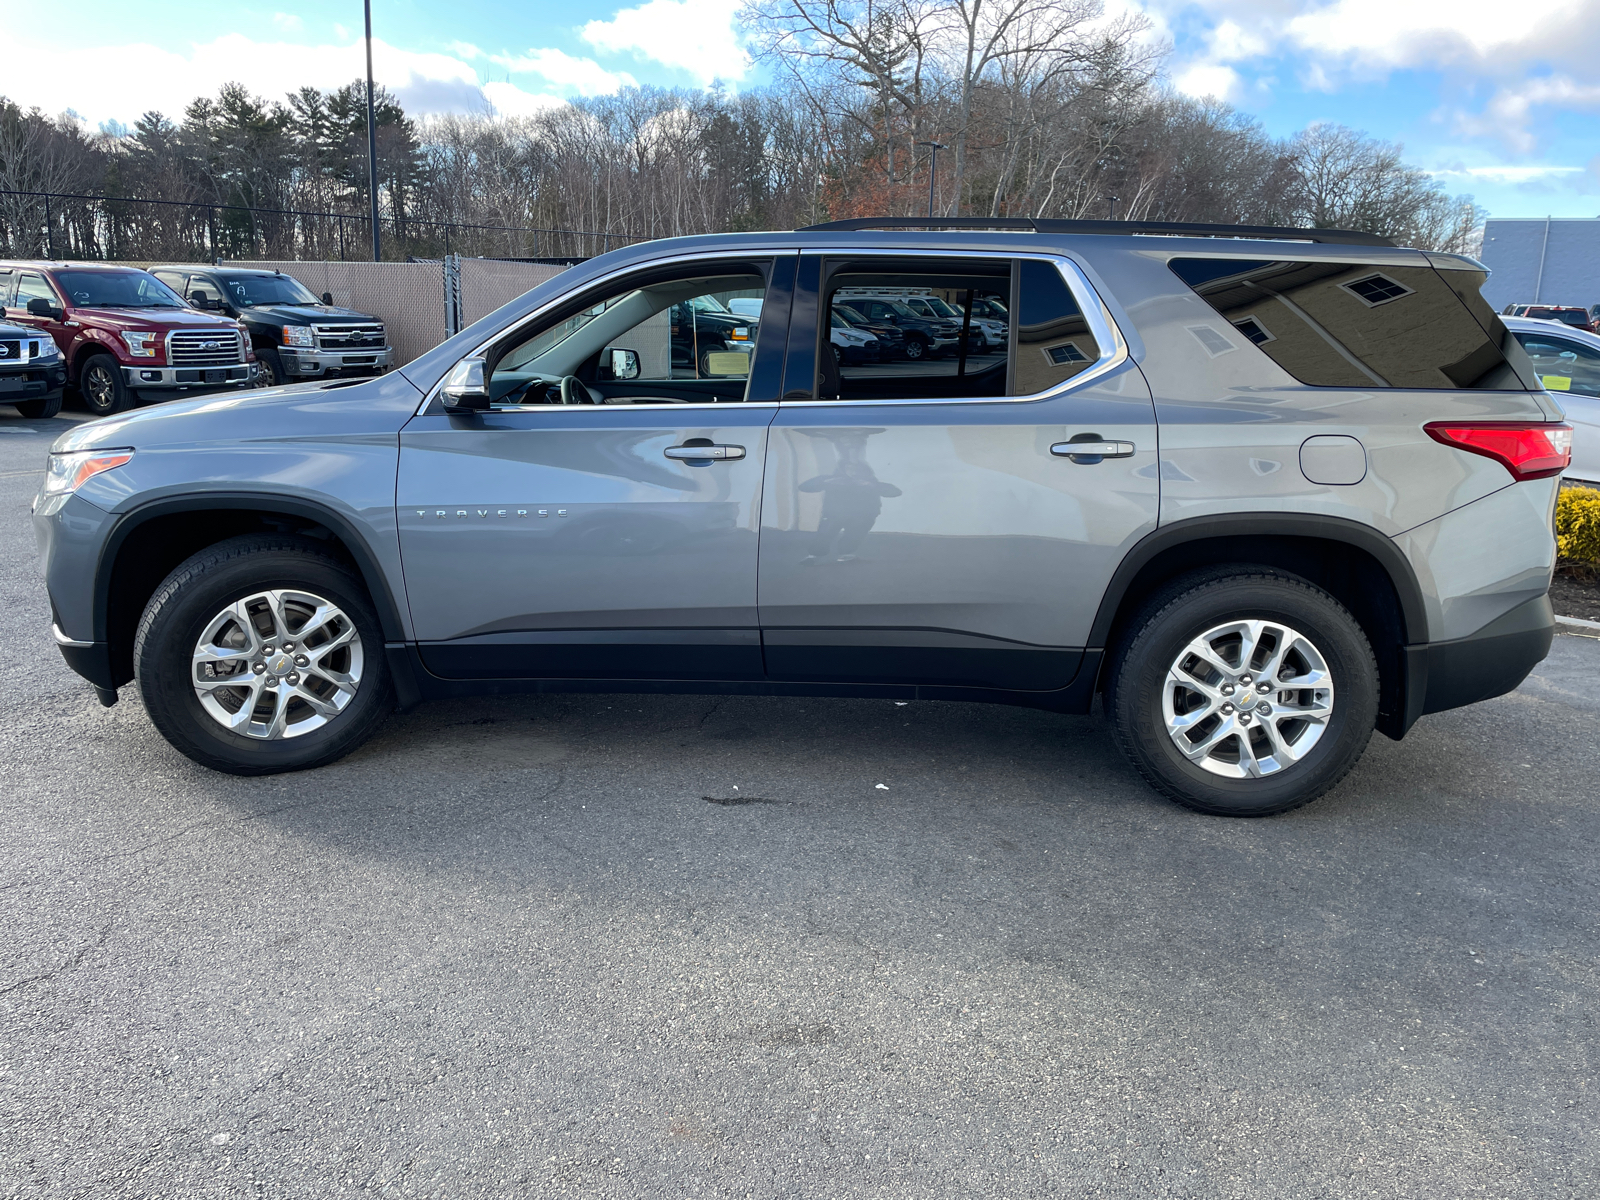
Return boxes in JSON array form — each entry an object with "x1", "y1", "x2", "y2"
[
  {"x1": 1051, "y1": 439, "x2": 1135, "y2": 463},
  {"x1": 665, "y1": 443, "x2": 745, "y2": 461}
]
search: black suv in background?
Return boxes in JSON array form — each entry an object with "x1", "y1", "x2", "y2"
[{"x1": 149, "y1": 266, "x2": 393, "y2": 388}]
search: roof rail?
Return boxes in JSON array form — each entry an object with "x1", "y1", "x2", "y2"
[{"x1": 798, "y1": 216, "x2": 1396, "y2": 248}]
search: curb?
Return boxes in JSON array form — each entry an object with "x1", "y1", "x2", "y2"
[{"x1": 1556, "y1": 613, "x2": 1600, "y2": 632}]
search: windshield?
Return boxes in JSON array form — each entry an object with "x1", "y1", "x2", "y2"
[
  {"x1": 55, "y1": 270, "x2": 184, "y2": 309},
  {"x1": 222, "y1": 273, "x2": 321, "y2": 307},
  {"x1": 922, "y1": 297, "x2": 960, "y2": 318},
  {"x1": 686, "y1": 295, "x2": 735, "y2": 316}
]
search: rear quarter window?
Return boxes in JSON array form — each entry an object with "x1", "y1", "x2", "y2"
[{"x1": 1168, "y1": 257, "x2": 1532, "y2": 391}]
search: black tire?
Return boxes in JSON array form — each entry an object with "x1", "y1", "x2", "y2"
[
  {"x1": 831, "y1": 343, "x2": 844, "y2": 367},
  {"x1": 14, "y1": 390, "x2": 63, "y2": 419},
  {"x1": 903, "y1": 336, "x2": 927, "y2": 361},
  {"x1": 1106, "y1": 568, "x2": 1378, "y2": 817},
  {"x1": 78, "y1": 353, "x2": 132, "y2": 416},
  {"x1": 133, "y1": 535, "x2": 393, "y2": 775},
  {"x1": 256, "y1": 348, "x2": 285, "y2": 388}
]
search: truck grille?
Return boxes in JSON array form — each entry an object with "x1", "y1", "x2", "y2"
[
  {"x1": 168, "y1": 330, "x2": 244, "y2": 366},
  {"x1": 313, "y1": 323, "x2": 386, "y2": 350}
]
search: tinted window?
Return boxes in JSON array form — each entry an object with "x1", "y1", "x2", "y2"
[
  {"x1": 1014, "y1": 258, "x2": 1101, "y2": 395},
  {"x1": 488, "y1": 266, "x2": 767, "y2": 405},
  {"x1": 1169, "y1": 258, "x2": 1530, "y2": 390},
  {"x1": 222, "y1": 273, "x2": 320, "y2": 307},
  {"x1": 820, "y1": 263, "x2": 1010, "y2": 401},
  {"x1": 1514, "y1": 332, "x2": 1600, "y2": 398}
]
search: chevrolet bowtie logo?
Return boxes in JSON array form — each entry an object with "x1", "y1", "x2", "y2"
[{"x1": 416, "y1": 508, "x2": 569, "y2": 518}]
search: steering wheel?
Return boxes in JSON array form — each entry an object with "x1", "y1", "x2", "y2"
[{"x1": 559, "y1": 375, "x2": 596, "y2": 405}]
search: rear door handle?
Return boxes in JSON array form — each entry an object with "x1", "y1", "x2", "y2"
[
  {"x1": 665, "y1": 443, "x2": 745, "y2": 460},
  {"x1": 1051, "y1": 440, "x2": 1135, "y2": 462}
]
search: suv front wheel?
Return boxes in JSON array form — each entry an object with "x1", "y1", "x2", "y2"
[
  {"x1": 1107, "y1": 569, "x2": 1378, "y2": 816},
  {"x1": 134, "y1": 536, "x2": 393, "y2": 774}
]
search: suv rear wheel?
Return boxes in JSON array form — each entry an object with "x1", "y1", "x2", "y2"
[
  {"x1": 1107, "y1": 569, "x2": 1378, "y2": 816},
  {"x1": 133, "y1": 535, "x2": 393, "y2": 775},
  {"x1": 78, "y1": 353, "x2": 132, "y2": 416}
]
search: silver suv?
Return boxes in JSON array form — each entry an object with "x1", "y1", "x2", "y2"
[{"x1": 33, "y1": 218, "x2": 1570, "y2": 816}]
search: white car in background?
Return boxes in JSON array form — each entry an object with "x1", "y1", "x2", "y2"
[{"x1": 1505, "y1": 315, "x2": 1600, "y2": 485}]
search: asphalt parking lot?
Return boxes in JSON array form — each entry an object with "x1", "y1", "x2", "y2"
[{"x1": 3, "y1": 409, "x2": 1598, "y2": 1198}]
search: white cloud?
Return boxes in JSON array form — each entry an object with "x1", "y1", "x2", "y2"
[
  {"x1": 0, "y1": 31, "x2": 499, "y2": 125},
  {"x1": 582, "y1": 0, "x2": 751, "y2": 85},
  {"x1": 1434, "y1": 165, "x2": 1586, "y2": 184},
  {"x1": 271, "y1": 12, "x2": 303, "y2": 33},
  {"x1": 481, "y1": 81, "x2": 568, "y2": 118},
  {"x1": 490, "y1": 47, "x2": 637, "y2": 96},
  {"x1": 1174, "y1": 63, "x2": 1242, "y2": 101},
  {"x1": 1284, "y1": 0, "x2": 1595, "y2": 70},
  {"x1": 448, "y1": 41, "x2": 484, "y2": 60},
  {"x1": 1452, "y1": 75, "x2": 1600, "y2": 152}
]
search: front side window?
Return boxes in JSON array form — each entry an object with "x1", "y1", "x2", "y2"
[
  {"x1": 1514, "y1": 333, "x2": 1600, "y2": 398},
  {"x1": 485, "y1": 263, "x2": 768, "y2": 405},
  {"x1": 14, "y1": 272, "x2": 60, "y2": 310},
  {"x1": 1169, "y1": 257, "x2": 1532, "y2": 390}
]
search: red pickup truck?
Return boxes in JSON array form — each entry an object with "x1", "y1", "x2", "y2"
[{"x1": 0, "y1": 261, "x2": 257, "y2": 416}]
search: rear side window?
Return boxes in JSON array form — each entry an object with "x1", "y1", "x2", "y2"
[
  {"x1": 1169, "y1": 257, "x2": 1531, "y2": 390},
  {"x1": 1014, "y1": 258, "x2": 1102, "y2": 394}
]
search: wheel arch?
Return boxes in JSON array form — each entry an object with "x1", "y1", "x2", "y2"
[
  {"x1": 1091, "y1": 514, "x2": 1428, "y2": 740},
  {"x1": 95, "y1": 494, "x2": 406, "y2": 688}
]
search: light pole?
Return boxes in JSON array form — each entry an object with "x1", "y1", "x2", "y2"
[
  {"x1": 1107, "y1": 195, "x2": 1119, "y2": 221},
  {"x1": 917, "y1": 141, "x2": 946, "y2": 219},
  {"x1": 364, "y1": 0, "x2": 381, "y2": 261}
]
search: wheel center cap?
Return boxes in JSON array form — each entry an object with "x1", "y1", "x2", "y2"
[
  {"x1": 1238, "y1": 689, "x2": 1256, "y2": 707},
  {"x1": 269, "y1": 653, "x2": 292, "y2": 675}
]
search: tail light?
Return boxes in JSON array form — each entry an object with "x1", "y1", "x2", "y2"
[{"x1": 1424, "y1": 422, "x2": 1572, "y2": 481}]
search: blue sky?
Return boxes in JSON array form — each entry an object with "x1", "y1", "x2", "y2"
[{"x1": 7, "y1": 0, "x2": 1600, "y2": 219}]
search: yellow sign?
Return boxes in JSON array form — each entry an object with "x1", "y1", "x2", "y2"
[{"x1": 1542, "y1": 375, "x2": 1573, "y2": 391}]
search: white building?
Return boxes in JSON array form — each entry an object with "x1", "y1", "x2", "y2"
[{"x1": 1478, "y1": 218, "x2": 1600, "y2": 311}]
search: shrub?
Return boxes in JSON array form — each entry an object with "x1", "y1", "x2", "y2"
[{"x1": 1556, "y1": 485, "x2": 1600, "y2": 568}]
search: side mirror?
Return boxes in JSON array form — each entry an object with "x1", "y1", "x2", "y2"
[
  {"x1": 440, "y1": 356, "x2": 491, "y2": 413},
  {"x1": 190, "y1": 292, "x2": 216, "y2": 311},
  {"x1": 322, "y1": 292, "x2": 334, "y2": 306},
  {"x1": 27, "y1": 297, "x2": 62, "y2": 320},
  {"x1": 605, "y1": 348, "x2": 641, "y2": 381}
]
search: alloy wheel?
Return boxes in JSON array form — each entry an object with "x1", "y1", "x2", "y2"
[
  {"x1": 1161, "y1": 618, "x2": 1334, "y2": 779},
  {"x1": 190, "y1": 588, "x2": 364, "y2": 739}
]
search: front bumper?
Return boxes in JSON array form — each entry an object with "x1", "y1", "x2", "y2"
[
  {"x1": 122, "y1": 363, "x2": 257, "y2": 389},
  {"x1": 279, "y1": 346, "x2": 394, "y2": 377},
  {"x1": 1, "y1": 362, "x2": 66, "y2": 399}
]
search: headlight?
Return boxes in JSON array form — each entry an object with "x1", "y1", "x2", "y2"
[
  {"x1": 43, "y1": 449, "x2": 134, "y2": 496},
  {"x1": 282, "y1": 326, "x2": 315, "y2": 348},
  {"x1": 31, "y1": 338, "x2": 60, "y2": 360},
  {"x1": 119, "y1": 331, "x2": 158, "y2": 358}
]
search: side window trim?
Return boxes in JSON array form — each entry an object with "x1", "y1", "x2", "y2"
[{"x1": 780, "y1": 249, "x2": 1129, "y2": 407}]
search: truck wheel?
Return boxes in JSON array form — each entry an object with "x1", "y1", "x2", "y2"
[
  {"x1": 903, "y1": 336, "x2": 927, "y2": 361},
  {"x1": 133, "y1": 535, "x2": 394, "y2": 775},
  {"x1": 1106, "y1": 568, "x2": 1378, "y2": 817},
  {"x1": 78, "y1": 353, "x2": 132, "y2": 416},
  {"x1": 14, "y1": 391, "x2": 63, "y2": 419},
  {"x1": 256, "y1": 349, "x2": 285, "y2": 388}
]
